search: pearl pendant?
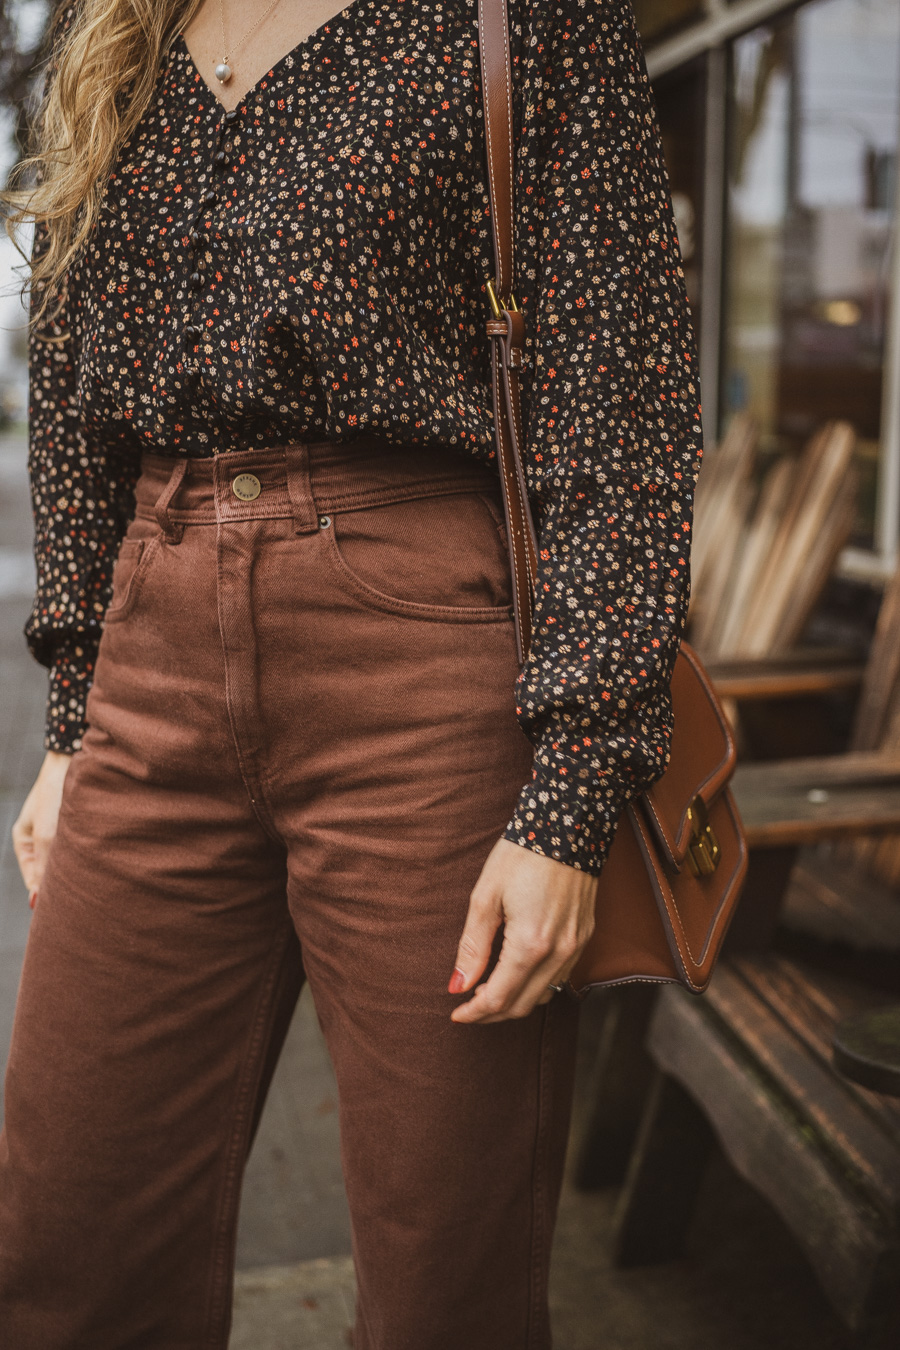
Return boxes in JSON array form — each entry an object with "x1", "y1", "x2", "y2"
[{"x1": 214, "y1": 61, "x2": 232, "y2": 84}]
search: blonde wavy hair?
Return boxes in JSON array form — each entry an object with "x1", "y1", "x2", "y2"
[{"x1": 2, "y1": 0, "x2": 204, "y2": 334}]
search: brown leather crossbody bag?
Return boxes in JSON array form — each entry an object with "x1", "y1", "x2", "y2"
[{"x1": 477, "y1": 0, "x2": 748, "y2": 994}]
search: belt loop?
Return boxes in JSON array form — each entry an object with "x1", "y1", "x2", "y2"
[
  {"x1": 154, "y1": 457, "x2": 188, "y2": 544},
  {"x1": 284, "y1": 442, "x2": 320, "y2": 536}
]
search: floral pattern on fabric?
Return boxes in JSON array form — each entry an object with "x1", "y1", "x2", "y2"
[{"x1": 26, "y1": 0, "x2": 701, "y2": 876}]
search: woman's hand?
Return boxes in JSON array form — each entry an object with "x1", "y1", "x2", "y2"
[
  {"x1": 449, "y1": 837, "x2": 598, "y2": 1023},
  {"x1": 12, "y1": 750, "x2": 75, "y2": 907}
]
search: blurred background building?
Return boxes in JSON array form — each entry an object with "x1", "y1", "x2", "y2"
[{"x1": 637, "y1": 0, "x2": 900, "y2": 577}]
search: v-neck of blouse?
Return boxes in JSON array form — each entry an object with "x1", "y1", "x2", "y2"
[{"x1": 174, "y1": 0, "x2": 373, "y2": 114}]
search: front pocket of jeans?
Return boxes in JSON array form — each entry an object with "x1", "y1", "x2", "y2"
[
  {"x1": 103, "y1": 533, "x2": 163, "y2": 622},
  {"x1": 323, "y1": 489, "x2": 515, "y2": 621}
]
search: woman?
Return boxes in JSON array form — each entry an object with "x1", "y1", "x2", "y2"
[{"x1": 1, "y1": 0, "x2": 700, "y2": 1346}]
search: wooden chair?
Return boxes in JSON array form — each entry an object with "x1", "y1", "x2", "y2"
[
  {"x1": 690, "y1": 418, "x2": 858, "y2": 662},
  {"x1": 573, "y1": 420, "x2": 889, "y2": 1190},
  {"x1": 602, "y1": 532, "x2": 900, "y2": 1346},
  {"x1": 728, "y1": 525, "x2": 900, "y2": 949}
]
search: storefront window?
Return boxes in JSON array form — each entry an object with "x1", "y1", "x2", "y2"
[
  {"x1": 654, "y1": 58, "x2": 707, "y2": 321},
  {"x1": 722, "y1": 0, "x2": 900, "y2": 548}
]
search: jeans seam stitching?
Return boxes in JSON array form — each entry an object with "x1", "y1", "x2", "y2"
[
  {"x1": 214, "y1": 525, "x2": 285, "y2": 845},
  {"x1": 201, "y1": 917, "x2": 295, "y2": 1349},
  {"x1": 527, "y1": 1001, "x2": 555, "y2": 1348}
]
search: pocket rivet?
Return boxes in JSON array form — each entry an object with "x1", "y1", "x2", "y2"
[{"x1": 318, "y1": 514, "x2": 332, "y2": 528}]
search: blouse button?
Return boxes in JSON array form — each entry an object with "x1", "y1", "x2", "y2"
[
  {"x1": 190, "y1": 271, "x2": 202, "y2": 289},
  {"x1": 184, "y1": 323, "x2": 201, "y2": 340},
  {"x1": 224, "y1": 108, "x2": 239, "y2": 123},
  {"x1": 202, "y1": 188, "x2": 216, "y2": 205},
  {"x1": 214, "y1": 150, "x2": 227, "y2": 168}
]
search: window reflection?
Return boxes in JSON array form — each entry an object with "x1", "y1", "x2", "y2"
[
  {"x1": 723, "y1": 0, "x2": 900, "y2": 549},
  {"x1": 655, "y1": 58, "x2": 707, "y2": 320}
]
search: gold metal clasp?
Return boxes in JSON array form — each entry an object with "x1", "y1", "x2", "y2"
[
  {"x1": 486, "y1": 276, "x2": 521, "y2": 318},
  {"x1": 686, "y1": 795, "x2": 720, "y2": 878}
]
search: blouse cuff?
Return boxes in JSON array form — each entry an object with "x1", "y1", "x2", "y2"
[
  {"x1": 503, "y1": 744, "x2": 627, "y2": 878},
  {"x1": 43, "y1": 637, "x2": 99, "y2": 754}
]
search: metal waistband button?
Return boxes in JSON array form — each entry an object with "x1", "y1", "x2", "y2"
[{"x1": 232, "y1": 473, "x2": 262, "y2": 501}]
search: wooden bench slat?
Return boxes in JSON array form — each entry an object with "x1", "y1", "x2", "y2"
[
  {"x1": 782, "y1": 855, "x2": 900, "y2": 954},
  {"x1": 710, "y1": 662, "x2": 864, "y2": 702},
  {"x1": 733, "y1": 754, "x2": 900, "y2": 847},
  {"x1": 737, "y1": 752, "x2": 900, "y2": 790},
  {"x1": 702, "y1": 966, "x2": 900, "y2": 1210},
  {"x1": 648, "y1": 984, "x2": 899, "y2": 1331},
  {"x1": 728, "y1": 955, "x2": 900, "y2": 1134}
]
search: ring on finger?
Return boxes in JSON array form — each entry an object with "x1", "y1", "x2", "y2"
[{"x1": 547, "y1": 982, "x2": 566, "y2": 995}]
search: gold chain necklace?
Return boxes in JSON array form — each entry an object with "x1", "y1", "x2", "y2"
[{"x1": 214, "y1": 0, "x2": 285, "y2": 85}]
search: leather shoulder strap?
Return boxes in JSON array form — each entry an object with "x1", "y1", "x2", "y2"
[{"x1": 478, "y1": 0, "x2": 539, "y2": 665}]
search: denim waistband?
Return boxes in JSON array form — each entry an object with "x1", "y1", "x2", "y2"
[{"x1": 135, "y1": 436, "x2": 502, "y2": 542}]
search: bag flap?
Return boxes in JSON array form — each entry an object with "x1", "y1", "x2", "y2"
[
  {"x1": 641, "y1": 642, "x2": 737, "y2": 871},
  {"x1": 629, "y1": 791, "x2": 748, "y2": 992}
]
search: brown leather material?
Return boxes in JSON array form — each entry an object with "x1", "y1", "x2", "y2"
[
  {"x1": 478, "y1": 0, "x2": 536, "y2": 666},
  {"x1": 489, "y1": 329, "x2": 537, "y2": 665},
  {"x1": 477, "y1": 0, "x2": 515, "y2": 307},
  {"x1": 567, "y1": 650, "x2": 748, "y2": 995},
  {"x1": 478, "y1": 0, "x2": 748, "y2": 994},
  {"x1": 643, "y1": 644, "x2": 737, "y2": 870},
  {"x1": 635, "y1": 789, "x2": 748, "y2": 990}
]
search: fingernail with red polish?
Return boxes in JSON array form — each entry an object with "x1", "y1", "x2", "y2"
[
  {"x1": 28, "y1": 889, "x2": 37, "y2": 910},
  {"x1": 448, "y1": 967, "x2": 466, "y2": 994}
]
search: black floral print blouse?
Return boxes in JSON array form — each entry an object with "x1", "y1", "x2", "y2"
[{"x1": 25, "y1": 0, "x2": 702, "y2": 877}]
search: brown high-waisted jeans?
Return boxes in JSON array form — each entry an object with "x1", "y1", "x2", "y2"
[{"x1": 0, "y1": 436, "x2": 580, "y2": 1350}]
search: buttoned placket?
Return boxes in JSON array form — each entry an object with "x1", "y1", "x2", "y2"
[{"x1": 183, "y1": 104, "x2": 240, "y2": 375}]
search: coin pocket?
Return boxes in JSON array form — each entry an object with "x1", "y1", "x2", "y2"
[{"x1": 325, "y1": 488, "x2": 514, "y2": 618}]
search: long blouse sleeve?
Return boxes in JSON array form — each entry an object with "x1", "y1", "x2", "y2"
[
  {"x1": 24, "y1": 222, "x2": 141, "y2": 754},
  {"x1": 501, "y1": 0, "x2": 703, "y2": 876}
]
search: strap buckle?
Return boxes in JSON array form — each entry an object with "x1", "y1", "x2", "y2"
[
  {"x1": 686, "y1": 795, "x2": 721, "y2": 878},
  {"x1": 485, "y1": 276, "x2": 520, "y2": 318}
]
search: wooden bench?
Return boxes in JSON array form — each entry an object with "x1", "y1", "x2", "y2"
[
  {"x1": 569, "y1": 418, "x2": 900, "y2": 1334},
  {"x1": 574, "y1": 538, "x2": 900, "y2": 1191},
  {"x1": 611, "y1": 956, "x2": 900, "y2": 1348},
  {"x1": 572, "y1": 756, "x2": 900, "y2": 1189}
]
